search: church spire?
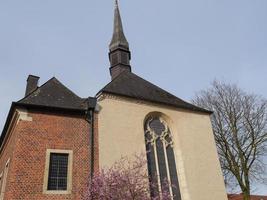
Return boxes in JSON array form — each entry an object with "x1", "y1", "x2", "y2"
[
  {"x1": 109, "y1": 0, "x2": 131, "y2": 80},
  {"x1": 109, "y1": 0, "x2": 129, "y2": 51}
]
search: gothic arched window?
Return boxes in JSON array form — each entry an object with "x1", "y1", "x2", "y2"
[{"x1": 145, "y1": 116, "x2": 181, "y2": 200}]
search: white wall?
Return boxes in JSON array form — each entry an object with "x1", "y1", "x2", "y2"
[{"x1": 97, "y1": 94, "x2": 227, "y2": 200}]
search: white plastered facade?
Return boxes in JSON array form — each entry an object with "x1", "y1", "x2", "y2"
[{"x1": 97, "y1": 94, "x2": 227, "y2": 200}]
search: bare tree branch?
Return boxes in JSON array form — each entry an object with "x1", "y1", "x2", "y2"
[{"x1": 192, "y1": 80, "x2": 267, "y2": 200}]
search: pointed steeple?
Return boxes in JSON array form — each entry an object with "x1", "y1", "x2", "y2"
[
  {"x1": 109, "y1": 0, "x2": 129, "y2": 51},
  {"x1": 109, "y1": 0, "x2": 131, "y2": 80}
]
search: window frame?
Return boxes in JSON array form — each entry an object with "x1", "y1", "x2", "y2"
[{"x1": 43, "y1": 149, "x2": 73, "y2": 195}]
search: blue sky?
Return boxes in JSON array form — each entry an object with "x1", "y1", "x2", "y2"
[{"x1": 0, "y1": 0, "x2": 266, "y2": 195}]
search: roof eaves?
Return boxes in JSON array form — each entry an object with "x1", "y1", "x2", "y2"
[{"x1": 14, "y1": 102, "x2": 88, "y2": 113}]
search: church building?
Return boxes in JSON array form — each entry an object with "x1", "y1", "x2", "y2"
[{"x1": 0, "y1": 1, "x2": 227, "y2": 199}]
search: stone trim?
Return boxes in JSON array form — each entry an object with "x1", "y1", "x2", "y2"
[
  {"x1": 0, "y1": 158, "x2": 10, "y2": 200},
  {"x1": 17, "y1": 109, "x2": 33, "y2": 122},
  {"x1": 43, "y1": 149, "x2": 73, "y2": 195}
]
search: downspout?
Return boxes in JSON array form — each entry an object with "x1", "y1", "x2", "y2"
[{"x1": 86, "y1": 97, "x2": 97, "y2": 179}]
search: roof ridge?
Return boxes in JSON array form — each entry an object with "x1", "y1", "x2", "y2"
[
  {"x1": 50, "y1": 77, "x2": 84, "y2": 100},
  {"x1": 17, "y1": 76, "x2": 55, "y2": 103},
  {"x1": 18, "y1": 77, "x2": 83, "y2": 103}
]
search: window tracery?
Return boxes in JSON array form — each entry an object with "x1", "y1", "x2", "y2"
[{"x1": 145, "y1": 116, "x2": 181, "y2": 200}]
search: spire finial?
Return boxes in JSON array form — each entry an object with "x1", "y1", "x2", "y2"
[{"x1": 115, "y1": 0, "x2": 118, "y2": 7}]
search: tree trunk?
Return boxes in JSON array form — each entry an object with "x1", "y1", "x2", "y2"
[
  {"x1": 242, "y1": 189, "x2": 250, "y2": 200},
  {"x1": 242, "y1": 171, "x2": 251, "y2": 200}
]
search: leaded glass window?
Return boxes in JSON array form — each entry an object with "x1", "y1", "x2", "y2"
[
  {"x1": 145, "y1": 116, "x2": 181, "y2": 200},
  {"x1": 47, "y1": 153, "x2": 69, "y2": 191}
]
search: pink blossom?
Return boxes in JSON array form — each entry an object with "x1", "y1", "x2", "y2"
[{"x1": 84, "y1": 154, "x2": 173, "y2": 200}]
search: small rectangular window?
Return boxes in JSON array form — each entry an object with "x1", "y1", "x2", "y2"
[
  {"x1": 47, "y1": 153, "x2": 69, "y2": 191},
  {"x1": 43, "y1": 149, "x2": 73, "y2": 194}
]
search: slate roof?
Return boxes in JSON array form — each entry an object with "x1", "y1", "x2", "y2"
[
  {"x1": 109, "y1": 0, "x2": 129, "y2": 51},
  {"x1": 18, "y1": 77, "x2": 88, "y2": 111},
  {"x1": 0, "y1": 77, "x2": 98, "y2": 150},
  {"x1": 97, "y1": 71, "x2": 211, "y2": 114}
]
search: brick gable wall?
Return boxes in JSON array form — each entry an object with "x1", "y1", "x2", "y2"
[{"x1": 0, "y1": 109, "x2": 97, "y2": 200}]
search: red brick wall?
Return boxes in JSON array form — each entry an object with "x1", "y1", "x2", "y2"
[{"x1": 0, "y1": 109, "x2": 95, "y2": 200}]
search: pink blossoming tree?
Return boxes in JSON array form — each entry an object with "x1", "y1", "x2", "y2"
[{"x1": 84, "y1": 154, "x2": 173, "y2": 200}]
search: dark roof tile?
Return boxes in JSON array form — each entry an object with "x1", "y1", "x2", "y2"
[
  {"x1": 98, "y1": 72, "x2": 211, "y2": 114},
  {"x1": 18, "y1": 77, "x2": 87, "y2": 110}
]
